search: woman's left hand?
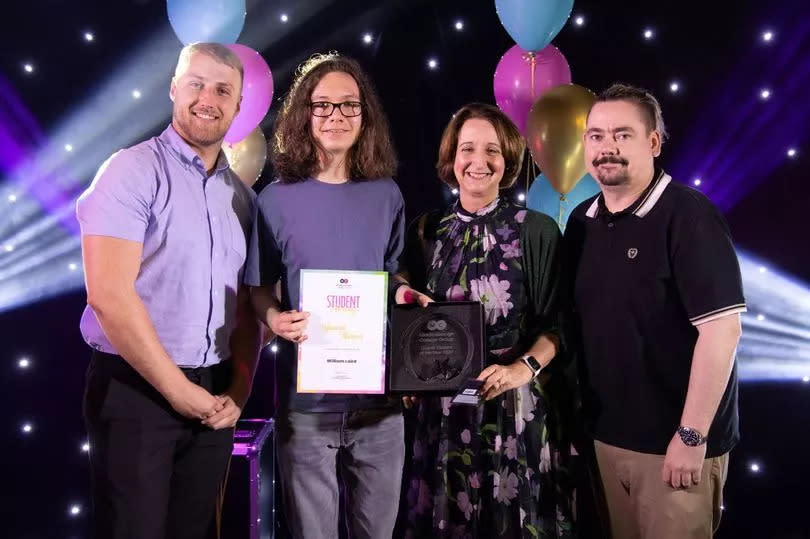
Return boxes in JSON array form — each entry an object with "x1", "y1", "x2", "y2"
[{"x1": 477, "y1": 361, "x2": 533, "y2": 400}]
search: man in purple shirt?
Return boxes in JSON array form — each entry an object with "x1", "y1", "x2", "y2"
[{"x1": 76, "y1": 43, "x2": 261, "y2": 539}]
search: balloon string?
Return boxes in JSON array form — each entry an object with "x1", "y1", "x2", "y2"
[
  {"x1": 529, "y1": 52, "x2": 537, "y2": 100},
  {"x1": 557, "y1": 194, "x2": 566, "y2": 228},
  {"x1": 524, "y1": 148, "x2": 540, "y2": 201},
  {"x1": 524, "y1": 147, "x2": 531, "y2": 199}
]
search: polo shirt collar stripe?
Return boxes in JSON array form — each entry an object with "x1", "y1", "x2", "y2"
[
  {"x1": 634, "y1": 170, "x2": 670, "y2": 217},
  {"x1": 585, "y1": 196, "x2": 600, "y2": 218},
  {"x1": 585, "y1": 169, "x2": 670, "y2": 219}
]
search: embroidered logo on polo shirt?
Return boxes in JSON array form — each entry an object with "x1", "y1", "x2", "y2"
[{"x1": 627, "y1": 248, "x2": 638, "y2": 259}]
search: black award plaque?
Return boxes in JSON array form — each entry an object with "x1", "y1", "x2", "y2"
[{"x1": 389, "y1": 301, "x2": 485, "y2": 393}]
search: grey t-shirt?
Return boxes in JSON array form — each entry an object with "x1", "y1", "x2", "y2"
[{"x1": 244, "y1": 177, "x2": 405, "y2": 412}]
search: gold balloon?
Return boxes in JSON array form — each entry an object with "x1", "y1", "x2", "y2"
[
  {"x1": 223, "y1": 127, "x2": 267, "y2": 188},
  {"x1": 525, "y1": 84, "x2": 595, "y2": 195}
]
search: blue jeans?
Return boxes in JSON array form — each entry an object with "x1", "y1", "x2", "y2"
[{"x1": 276, "y1": 408, "x2": 405, "y2": 539}]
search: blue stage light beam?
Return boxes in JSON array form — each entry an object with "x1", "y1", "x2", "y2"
[
  {"x1": 736, "y1": 250, "x2": 810, "y2": 382},
  {"x1": 0, "y1": 0, "x2": 340, "y2": 312}
]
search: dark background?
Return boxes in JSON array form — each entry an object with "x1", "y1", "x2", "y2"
[{"x1": 1, "y1": 0, "x2": 808, "y2": 537}]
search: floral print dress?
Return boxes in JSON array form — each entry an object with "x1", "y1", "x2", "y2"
[{"x1": 402, "y1": 197, "x2": 576, "y2": 538}]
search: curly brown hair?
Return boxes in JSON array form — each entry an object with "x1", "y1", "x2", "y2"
[
  {"x1": 271, "y1": 53, "x2": 397, "y2": 182},
  {"x1": 436, "y1": 103, "x2": 525, "y2": 189}
]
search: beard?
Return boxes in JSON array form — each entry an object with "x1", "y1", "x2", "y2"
[
  {"x1": 592, "y1": 156, "x2": 630, "y2": 186},
  {"x1": 173, "y1": 106, "x2": 229, "y2": 148}
]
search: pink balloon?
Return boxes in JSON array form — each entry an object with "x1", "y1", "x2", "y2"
[
  {"x1": 225, "y1": 44, "x2": 274, "y2": 144},
  {"x1": 493, "y1": 44, "x2": 571, "y2": 135}
]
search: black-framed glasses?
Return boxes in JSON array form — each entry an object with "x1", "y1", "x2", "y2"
[{"x1": 310, "y1": 101, "x2": 363, "y2": 117}]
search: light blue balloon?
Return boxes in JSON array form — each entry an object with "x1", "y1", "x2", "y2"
[
  {"x1": 167, "y1": 0, "x2": 246, "y2": 45},
  {"x1": 527, "y1": 173, "x2": 600, "y2": 232},
  {"x1": 495, "y1": 0, "x2": 574, "y2": 52}
]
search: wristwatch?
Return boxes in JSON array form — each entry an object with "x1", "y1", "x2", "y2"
[
  {"x1": 677, "y1": 426, "x2": 707, "y2": 447},
  {"x1": 520, "y1": 355, "x2": 543, "y2": 378}
]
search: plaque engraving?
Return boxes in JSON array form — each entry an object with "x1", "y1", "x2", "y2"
[{"x1": 389, "y1": 301, "x2": 484, "y2": 393}]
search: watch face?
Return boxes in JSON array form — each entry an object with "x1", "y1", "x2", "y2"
[
  {"x1": 679, "y1": 427, "x2": 703, "y2": 447},
  {"x1": 524, "y1": 355, "x2": 541, "y2": 372}
]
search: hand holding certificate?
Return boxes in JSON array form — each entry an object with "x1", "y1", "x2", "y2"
[
  {"x1": 269, "y1": 310, "x2": 310, "y2": 343},
  {"x1": 297, "y1": 270, "x2": 388, "y2": 394}
]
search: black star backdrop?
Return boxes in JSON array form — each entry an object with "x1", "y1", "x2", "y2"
[{"x1": 1, "y1": 1, "x2": 808, "y2": 537}]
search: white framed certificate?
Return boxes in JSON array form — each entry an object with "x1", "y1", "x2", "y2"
[{"x1": 297, "y1": 269, "x2": 388, "y2": 394}]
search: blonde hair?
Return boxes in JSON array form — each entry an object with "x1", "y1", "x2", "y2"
[{"x1": 174, "y1": 42, "x2": 244, "y2": 86}]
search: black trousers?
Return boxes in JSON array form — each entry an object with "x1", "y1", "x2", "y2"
[{"x1": 84, "y1": 351, "x2": 234, "y2": 539}]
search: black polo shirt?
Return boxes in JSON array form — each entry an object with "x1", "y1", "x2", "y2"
[{"x1": 565, "y1": 169, "x2": 746, "y2": 457}]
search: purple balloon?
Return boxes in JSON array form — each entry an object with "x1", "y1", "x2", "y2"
[
  {"x1": 225, "y1": 44, "x2": 273, "y2": 144},
  {"x1": 493, "y1": 44, "x2": 571, "y2": 135}
]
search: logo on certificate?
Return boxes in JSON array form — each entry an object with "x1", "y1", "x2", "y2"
[{"x1": 337, "y1": 277, "x2": 351, "y2": 289}]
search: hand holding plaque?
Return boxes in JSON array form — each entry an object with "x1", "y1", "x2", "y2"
[{"x1": 389, "y1": 301, "x2": 485, "y2": 393}]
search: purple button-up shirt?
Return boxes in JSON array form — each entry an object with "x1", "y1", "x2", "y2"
[{"x1": 76, "y1": 125, "x2": 255, "y2": 367}]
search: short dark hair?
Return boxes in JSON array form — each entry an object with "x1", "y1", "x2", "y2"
[
  {"x1": 436, "y1": 103, "x2": 525, "y2": 189},
  {"x1": 592, "y1": 83, "x2": 668, "y2": 143},
  {"x1": 271, "y1": 53, "x2": 397, "y2": 182}
]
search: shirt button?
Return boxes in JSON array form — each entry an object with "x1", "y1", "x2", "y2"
[{"x1": 608, "y1": 222, "x2": 615, "y2": 228}]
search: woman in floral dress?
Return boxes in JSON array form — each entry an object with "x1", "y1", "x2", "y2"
[{"x1": 400, "y1": 103, "x2": 576, "y2": 538}]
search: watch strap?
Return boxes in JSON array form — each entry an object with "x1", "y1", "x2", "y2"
[
  {"x1": 520, "y1": 355, "x2": 543, "y2": 378},
  {"x1": 677, "y1": 425, "x2": 707, "y2": 447}
]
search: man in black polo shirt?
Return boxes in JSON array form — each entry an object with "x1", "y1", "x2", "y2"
[{"x1": 565, "y1": 84, "x2": 745, "y2": 539}]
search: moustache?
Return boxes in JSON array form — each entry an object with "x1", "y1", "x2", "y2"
[{"x1": 593, "y1": 156, "x2": 628, "y2": 167}]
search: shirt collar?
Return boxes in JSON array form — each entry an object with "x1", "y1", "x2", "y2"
[
  {"x1": 159, "y1": 124, "x2": 231, "y2": 176},
  {"x1": 585, "y1": 167, "x2": 671, "y2": 219},
  {"x1": 455, "y1": 196, "x2": 500, "y2": 222}
]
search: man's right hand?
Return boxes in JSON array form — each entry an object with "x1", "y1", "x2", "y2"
[
  {"x1": 269, "y1": 310, "x2": 310, "y2": 343},
  {"x1": 166, "y1": 380, "x2": 224, "y2": 420}
]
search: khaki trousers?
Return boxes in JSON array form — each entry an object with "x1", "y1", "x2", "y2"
[{"x1": 594, "y1": 440, "x2": 728, "y2": 539}]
